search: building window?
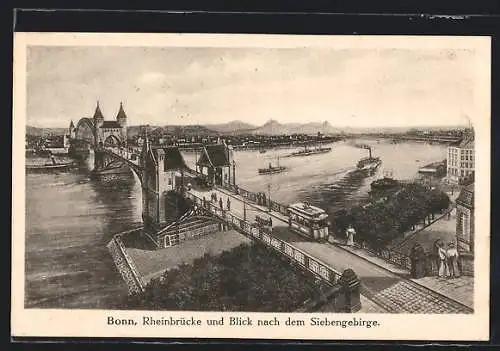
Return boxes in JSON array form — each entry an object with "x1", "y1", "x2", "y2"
[{"x1": 462, "y1": 213, "x2": 470, "y2": 241}]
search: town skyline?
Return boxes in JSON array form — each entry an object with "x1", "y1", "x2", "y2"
[{"x1": 27, "y1": 46, "x2": 477, "y2": 129}]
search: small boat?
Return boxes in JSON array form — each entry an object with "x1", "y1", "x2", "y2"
[
  {"x1": 26, "y1": 161, "x2": 78, "y2": 172},
  {"x1": 258, "y1": 156, "x2": 287, "y2": 175},
  {"x1": 370, "y1": 172, "x2": 400, "y2": 192},
  {"x1": 26, "y1": 153, "x2": 78, "y2": 173},
  {"x1": 418, "y1": 160, "x2": 446, "y2": 177}
]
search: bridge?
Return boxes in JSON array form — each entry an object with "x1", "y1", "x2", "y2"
[{"x1": 68, "y1": 104, "x2": 473, "y2": 314}]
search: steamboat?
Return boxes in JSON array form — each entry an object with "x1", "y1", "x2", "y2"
[
  {"x1": 351, "y1": 144, "x2": 382, "y2": 175},
  {"x1": 258, "y1": 156, "x2": 287, "y2": 175},
  {"x1": 287, "y1": 144, "x2": 332, "y2": 157}
]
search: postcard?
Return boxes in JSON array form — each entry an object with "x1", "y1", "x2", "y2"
[{"x1": 12, "y1": 32, "x2": 490, "y2": 341}]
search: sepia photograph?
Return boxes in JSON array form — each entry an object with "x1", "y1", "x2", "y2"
[{"x1": 12, "y1": 33, "x2": 490, "y2": 340}]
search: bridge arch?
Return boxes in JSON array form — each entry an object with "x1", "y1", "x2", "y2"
[
  {"x1": 104, "y1": 134, "x2": 121, "y2": 147},
  {"x1": 75, "y1": 118, "x2": 96, "y2": 146}
]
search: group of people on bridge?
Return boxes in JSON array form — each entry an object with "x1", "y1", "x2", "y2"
[{"x1": 202, "y1": 192, "x2": 232, "y2": 212}]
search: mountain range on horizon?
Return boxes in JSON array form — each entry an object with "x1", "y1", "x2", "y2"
[{"x1": 26, "y1": 119, "x2": 470, "y2": 137}]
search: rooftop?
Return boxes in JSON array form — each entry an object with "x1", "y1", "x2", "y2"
[
  {"x1": 93, "y1": 102, "x2": 104, "y2": 120},
  {"x1": 456, "y1": 183, "x2": 474, "y2": 208},
  {"x1": 450, "y1": 135, "x2": 474, "y2": 149},
  {"x1": 288, "y1": 202, "x2": 327, "y2": 217},
  {"x1": 153, "y1": 147, "x2": 187, "y2": 171},
  {"x1": 116, "y1": 102, "x2": 127, "y2": 120},
  {"x1": 101, "y1": 121, "x2": 122, "y2": 129},
  {"x1": 197, "y1": 144, "x2": 231, "y2": 167}
]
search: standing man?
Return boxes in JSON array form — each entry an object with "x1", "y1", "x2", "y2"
[
  {"x1": 446, "y1": 242, "x2": 460, "y2": 278},
  {"x1": 226, "y1": 198, "x2": 231, "y2": 211},
  {"x1": 219, "y1": 198, "x2": 223, "y2": 211}
]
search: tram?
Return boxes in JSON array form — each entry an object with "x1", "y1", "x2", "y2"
[{"x1": 287, "y1": 202, "x2": 329, "y2": 240}]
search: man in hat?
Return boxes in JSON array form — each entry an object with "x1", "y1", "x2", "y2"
[{"x1": 446, "y1": 242, "x2": 460, "y2": 278}]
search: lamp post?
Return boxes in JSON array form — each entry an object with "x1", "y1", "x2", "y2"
[
  {"x1": 267, "y1": 183, "x2": 271, "y2": 213},
  {"x1": 232, "y1": 160, "x2": 236, "y2": 186},
  {"x1": 243, "y1": 197, "x2": 247, "y2": 221}
]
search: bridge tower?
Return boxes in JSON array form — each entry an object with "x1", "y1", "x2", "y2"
[
  {"x1": 92, "y1": 101, "x2": 105, "y2": 145},
  {"x1": 68, "y1": 120, "x2": 76, "y2": 139},
  {"x1": 116, "y1": 102, "x2": 128, "y2": 146},
  {"x1": 140, "y1": 132, "x2": 190, "y2": 233}
]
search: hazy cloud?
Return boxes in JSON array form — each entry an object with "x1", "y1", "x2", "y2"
[{"x1": 26, "y1": 46, "x2": 478, "y2": 128}]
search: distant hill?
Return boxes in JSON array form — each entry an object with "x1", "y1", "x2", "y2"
[
  {"x1": 250, "y1": 120, "x2": 344, "y2": 136},
  {"x1": 163, "y1": 125, "x2": 219, "y2": 136},
  {"x1": 204, "y1": 120, "x2": 258, "y2": 134},
  {"x1": 26, "y1": 126, "x2": 68, "y2": 136}
]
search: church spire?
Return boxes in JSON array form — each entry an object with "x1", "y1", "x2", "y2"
[
  {"x1": 93, "y1": 100, "x2": 104, "y2": 120},
  {"x1": 116, "y1": 101, "x2": 127, "y2": 120}
]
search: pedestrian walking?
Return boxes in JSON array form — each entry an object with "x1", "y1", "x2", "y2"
[{"x1": 446, "y1": 242, "x2": 460, "y2": 278}]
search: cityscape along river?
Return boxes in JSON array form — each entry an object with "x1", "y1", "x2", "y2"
[{"x1": 25, "y1": 139, "x2": 447, "y2": 309}]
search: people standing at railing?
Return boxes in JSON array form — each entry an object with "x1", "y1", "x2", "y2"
[{"x1": 437, "y1": 241, "x2": 449, "y2": 278}]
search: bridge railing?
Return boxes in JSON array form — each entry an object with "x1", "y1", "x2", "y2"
[
  {"x1": 220, "y1": 183, "x2": 290, "y2": 217},
  {"x1": 185, "y1": 191, "x2": 343, "y2": 286}
]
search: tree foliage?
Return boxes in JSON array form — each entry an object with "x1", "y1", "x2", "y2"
[
  {"x1": 332, "y1": 183, "x2": 450, "y2": 247},
  {"x1": 124, "y1": 243, "x2": 326, "y2": 312}
]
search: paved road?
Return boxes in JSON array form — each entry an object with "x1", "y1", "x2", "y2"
[{"x1": 188, "y1": 186, "x2": 473, "y2": 314}]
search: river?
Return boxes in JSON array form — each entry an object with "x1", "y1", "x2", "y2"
[{"x1": 24, "y1": 139, "x2": 447, "y2": 309}]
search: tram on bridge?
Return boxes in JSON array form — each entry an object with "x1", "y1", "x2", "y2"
[{"x1": 287, "y1": 202, "x2": 329, "y2": 241}]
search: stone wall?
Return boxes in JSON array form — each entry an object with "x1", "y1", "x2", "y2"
[
  {"x1": 107, "y1": 233, "x2": 145, "y2": 295},
  {"x1": 459, "y1": 252, "x2": 474, "y2": 276}
]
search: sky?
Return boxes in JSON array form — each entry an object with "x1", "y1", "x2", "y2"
[{"x1": 26, "y1": 45, "x2": 477, "y2": 128}]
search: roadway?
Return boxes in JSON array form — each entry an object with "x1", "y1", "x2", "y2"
[{"x1": 187, "y1": 186, "x2": 473, "y2": 314}]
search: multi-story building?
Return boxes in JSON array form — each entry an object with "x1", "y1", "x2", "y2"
[
  {"x1": 455, "y1": 183, "x2": 475, "y2": 276},
  {"x1": 456, "y1": 183, "x2": 474, "y2": 253},
  {"x1": 446, "y1": 134, "x2": 474, "y2": 184}
]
